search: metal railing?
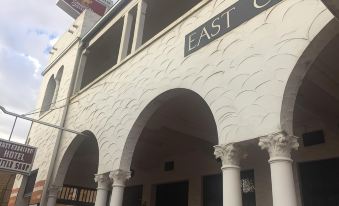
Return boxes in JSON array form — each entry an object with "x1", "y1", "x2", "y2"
[{"x1": 57, "y1": 185, "x2": 97, "y2": 206}]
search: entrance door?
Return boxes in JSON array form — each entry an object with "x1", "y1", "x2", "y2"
[
  {"x1": 299, "y1": 158, "x2": 339, "y2": 206},
  {"x1": 123, "y1": 185, "x2": 143, "y2": 206},
  {"x1": 155, "y1": 181, "x2": 189, "y2": 206}
]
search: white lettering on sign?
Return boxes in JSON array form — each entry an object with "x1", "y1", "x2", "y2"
[
  {"x1": 185, "y1": 0, "x2": 282, "y2": 56},
  {"x1": 253, "y1": 0, "x2": 273, "y2": 9},
  {"x1": 0, "y1": 139, "x2": 36, "y2": 175}
]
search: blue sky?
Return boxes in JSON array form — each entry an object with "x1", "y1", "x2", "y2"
[{"x1": 0, "y1": 1, "x2": 73, "y2": 142}]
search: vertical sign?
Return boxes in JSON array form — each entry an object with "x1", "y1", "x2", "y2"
[
  {"x1": 0, "y1": 139, "x2": 37, "y2": 175},
  {"x1": 185, "y1": 0, "x2": 282, "y2": 56}
]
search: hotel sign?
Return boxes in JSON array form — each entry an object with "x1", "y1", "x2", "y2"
[
  {"x1": 185, "y1": 0, "x2": 282, "y2": 56},
  {"x1": 0, "y1": 139, "x2": 37, "y2": 175}
]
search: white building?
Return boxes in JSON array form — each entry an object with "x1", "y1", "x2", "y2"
[{"x1": 8, "y1": 0, "x2": 339, "y2": 206}]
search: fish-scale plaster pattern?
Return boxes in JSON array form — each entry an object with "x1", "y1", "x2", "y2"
[
  {"x1": 32, "y1": 0, "x2": 335, "y2": 180},
  {"x1": 11, "y1": 46, "x2": 80, "y2": 189}
]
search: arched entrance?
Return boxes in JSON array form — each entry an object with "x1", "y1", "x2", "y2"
[
  {"x1": 118, "y1": 89, "x2": 257, "y2": 206},
  {"x1": 282, "y1": 19, "x2": 339, "y2": 205},
  {"x1": 126, "y1": 89, "x2": 218, "y2": 206},
  {"x1": 52, "y1": 131, "x2": 99, "y2": 206}
]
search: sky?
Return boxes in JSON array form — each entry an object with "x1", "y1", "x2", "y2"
[{"x1": 0, "y1": 1, "x2": 73, "y2": 142}]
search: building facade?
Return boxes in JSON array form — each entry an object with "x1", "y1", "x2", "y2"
[{"x1": 8, "y1": 0, "x2": 339, "y2": 206}]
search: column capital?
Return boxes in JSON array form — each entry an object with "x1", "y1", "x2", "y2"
[
  {"x1": 109, "y1": 169, "x2": 131, "y2": 187},
  {"x1": 94, "y1": 173, "x2": 111, "y2": 190},
  {"x1": 214, "y1": 143, "x2": 242, "y2": 168},
  {"x1": 48, "y1": 185, "x2": 62, "y2": 198},
  {"x1": 259, "y1": 131, "x2": 299, "y2": 160}
]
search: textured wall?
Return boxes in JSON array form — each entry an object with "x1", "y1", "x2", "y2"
[
  {"x1": 22, "y1": 0, "x2": 336, "y2": 191},
  {"x1": 63, "y1": 0, "x2": 334, "y2": 173}
]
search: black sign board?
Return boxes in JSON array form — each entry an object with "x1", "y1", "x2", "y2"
[
  {"x1": 185, "y1": 0, "x2": 282, "y2": 56},
  {"x1": 0, "y1": 139, "x2": 37, "y2": 175}
]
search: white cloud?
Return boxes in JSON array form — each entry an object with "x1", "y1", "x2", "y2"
[
  {"x1": 0, "y1": 1, "x2": 73, "y2": 142},
  {"x1": 26, "y1": 55, "x2": 43, "y2": 78}
]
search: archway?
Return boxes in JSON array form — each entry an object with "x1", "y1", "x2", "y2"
[
  {"x1": 282, "y1": 19, "x2": 339, "y2": 205},
  {"x1": 120, "y1": 89, "x2": 256, "y2": 206},
  {"x1": 281, "y1": 19, "x2": 339, "y2": 134},
  {"x1": 54, "y1": 131, "x2": 99, "y2": 206}
]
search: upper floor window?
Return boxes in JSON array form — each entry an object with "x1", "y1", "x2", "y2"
[
  {"x1": 142, "y1": 0, "x2": 203, "y2": 44},
  {"x1": 76, "y1": 0, "x2": 203, "y2": 91},
  {"x1": 40, "y1": 67, "x2": 64, "y2": 116},
  {"x1": 80, "y1": 18, "x2": 124, "y2": 90}
]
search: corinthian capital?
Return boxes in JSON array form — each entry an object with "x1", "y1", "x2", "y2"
[
  {"x1": 259, "y1": 131, "x2": 299, "y2": 159},
  {"x1": 94, "y1": 173, "x2": 111, "y2": 190},
  {"x1": 48, "y1": 185, "x2": 62, "y2": 198},
  {"x1": 109, "y1": 169, "x2": 132, "y2": 187},
  {"x1": 214, "y1": 143, "x2": 242, "y2": 168}
]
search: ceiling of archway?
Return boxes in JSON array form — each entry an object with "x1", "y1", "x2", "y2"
[
  {"x1": 131, "y1": 92, "x2": 218, "y2": 170},
  {"x1": 294, "y1": 34, "x2": 339, "y2": 135},
  {"x1": 144, "y1": 92, "x2": 218, "y2": 144}
]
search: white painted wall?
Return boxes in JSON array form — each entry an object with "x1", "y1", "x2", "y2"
[
  {"x1": 13, "y1": 0, "x2": 339, "y2": 205},
  {"x1": 61, "y1": 0, "x2": 334, "y2": 173}
]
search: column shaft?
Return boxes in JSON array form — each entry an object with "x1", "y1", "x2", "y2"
[
  {"x1": 109, "y1": 170, "x2": 131, "y2": 206},
  {"x1": 214, "y1": 144, "x2": 243, "y2": 206},
  {"x1": 222, "y1": 166, "x2": 242, "y2": 206},
  {"x1": 109, "y1": 186, "x2": 125, "y2": 206},
  {"x1": 94, "y1": 173, "x2": 111, "y2": 206},
  {"x1": 46, "y1": 186, "x2": 60, "y2": 206},
  {"x1": 95, "y1": 189, "x2": 109, "y2": 206},
  {"x1": 46, "y1": 196, "x2": 57, "y2": 206},
  {"x1": 270, "y1": 159, "x2": 297, "y2": 206},
  {"x1": 259, "y1": 132, "x2": 299, "y2": 206}
]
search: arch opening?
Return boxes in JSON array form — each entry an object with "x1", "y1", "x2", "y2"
[
  {"x1": 282, "y1": 19, "x2": 339, "y2": 205},
  {"x1": 120, "y1": 89, "x2": 256, "y2": 206},
  {"x1": 54, "y1": 131, "x2": 99, "y2": 206},
  {"x1": 40, "y1": 75, "x2": 56, "y2": 115}
]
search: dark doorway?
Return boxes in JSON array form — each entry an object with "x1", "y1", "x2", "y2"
[
  {"x1": 203, "y1": 170, "x2": 256, "y2": 206},
  {"x1": 155, "y1": 181, "x2": 189, "y2": 206},
  {"x1": 123, "y1": 185, "x2": 143, "y2": 206},
  {"x1": 299, "y1": 158, "x2": 339, "y2": 206}
]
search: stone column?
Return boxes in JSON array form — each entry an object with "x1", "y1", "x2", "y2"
[
  {"x1": 94, "y1": 173, "x2": 111, "y2": 206},
  {"x1": 131, "y1": 0, "x2": 147, "y2": 52},
  {"x1": 214, "y1": 144, "x2": 243, "y2": 206},
  {"x1": 259, "y1": 131, "x2": 299, "y2": 206},
  {"x1": 46, "y1": 185, "x2": 61, "y2": 206},
  {"x1": 109, "y1": 170, "x2": 131, "y2": 206}
]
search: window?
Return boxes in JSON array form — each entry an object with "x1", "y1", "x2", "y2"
[
  {"x1": 142, "y1": 0, "x2": 203, "y2": 44},
  {"x1": 40, "y1": 67, "x2": 63, "y2": 116},
  {"x1": 302, "y1": 130, "x2": 325, "y2": 147},
  {"x1": 203, "y1": 170, "x2": 256, "y2": 206},
  {"x1": 81, "y1": 18, "x2": 124, "y2": 89},
  {"x1": 40, "y1": 75, "x2": 56, "y2": 115},
  {"x1": 24, "y1": 170, "x2": 38, "y2": 197}
]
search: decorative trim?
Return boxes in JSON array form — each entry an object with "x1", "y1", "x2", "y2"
[
  {"x1": 214, "y1": 143, "x2": 242, "y2": 168},
  {"x1": 48, "y1": 185, "x2": 62, "y2": 198},
  {"x1": 94, "y1": 173, "x2": 111, "y2": 190},
  {"x1": 259, "y1": 131, "x2": 299, "y2": 159},
  {"x1": 109, "y1": 169, "x2": 131, "y2": 187}
]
